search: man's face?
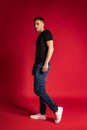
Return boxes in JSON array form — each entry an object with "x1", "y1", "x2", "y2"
[{"x1": 34, "y1": 20, "x2": 44, "y2": 33}]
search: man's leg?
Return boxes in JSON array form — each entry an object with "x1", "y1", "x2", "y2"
[
  {"x1": 30, "y1": 63, "x2": 63, "y2": 123},
  {"x1": 30, "y1": 95, "x2": 46, "y2": 120},
  {"x1": 40, "y1": 97, "x2": 46, "y2": 114},
  {"x1": 30, "y1": 64, "x2": 47, "y2": 120},
  {"x1": 34, "y1": 63, "x2": 58, "y2": 113}
]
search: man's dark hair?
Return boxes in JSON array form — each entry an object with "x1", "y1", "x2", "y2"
[{"x1": 34, "y1": 16, "x2": 45, "y2": 23}]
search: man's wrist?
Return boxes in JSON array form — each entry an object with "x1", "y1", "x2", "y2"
[{"x1": 44, "y1": 62, "x2": 48, "y2": 65}]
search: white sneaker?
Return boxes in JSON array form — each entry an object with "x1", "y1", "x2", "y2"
[
  {"x1": 55, "y1": 106, "x2": 63, "y2": 124},
  {"x1": 30, "y1": 113, "x2": 46, "y2": 120}
]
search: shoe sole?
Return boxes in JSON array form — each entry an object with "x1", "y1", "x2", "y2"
[{"x1": 30, "y1": 115, "x2": 46, "y2": 120}]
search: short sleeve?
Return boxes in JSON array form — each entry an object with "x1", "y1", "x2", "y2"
[{"x1": 43, "y1": 30, "x2": 53, "y2": 41}]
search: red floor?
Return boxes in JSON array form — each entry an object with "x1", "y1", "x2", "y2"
[{"x1": 0, "y1": 96, "x2": 87, "y2": 130}]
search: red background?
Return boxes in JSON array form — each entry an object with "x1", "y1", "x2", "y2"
[
  {"x1": 0, "y1": 0, "x2": 87, "y2": 130},
  {"x1": 0, "y1": 0, "x2": 87, "y2": 99}
]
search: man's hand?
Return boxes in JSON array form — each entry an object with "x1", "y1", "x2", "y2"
[{"x1": 42, "y1": 63, "x2": 48, "y2": 72}]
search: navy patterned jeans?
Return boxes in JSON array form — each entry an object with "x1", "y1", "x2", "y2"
[{"x1": 33, "y1": 63, "x2": 58, "y2": 114}]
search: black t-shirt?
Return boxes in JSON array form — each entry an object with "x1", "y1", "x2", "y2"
[{"x1": 34, "y1": 30, "x2": 53, "y2": 64}]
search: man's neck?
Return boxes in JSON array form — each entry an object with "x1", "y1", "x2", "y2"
[{"x1": 38, "y1": 28, "x2": 44, "y2": 34}]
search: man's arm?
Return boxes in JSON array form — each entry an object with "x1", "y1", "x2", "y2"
[{"x1": 42, "y1": 40, "x2": 54, "y2": 72}]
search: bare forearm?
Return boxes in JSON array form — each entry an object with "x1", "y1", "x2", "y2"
[
  {"x1": 42, "y1": 40, "x2": 54, "y2": 72},
  {"x1": 44, "y1": 47, "x2": 54, "y2": 65}
]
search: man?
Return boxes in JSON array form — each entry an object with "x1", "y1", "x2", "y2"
[{"x1": 30, "y1": 16, "x2": 63, "y2": 124}]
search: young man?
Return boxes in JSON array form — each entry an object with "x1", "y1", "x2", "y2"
[{"x1": 30, "y1": 16, "x2": 63, "y2": 124}]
